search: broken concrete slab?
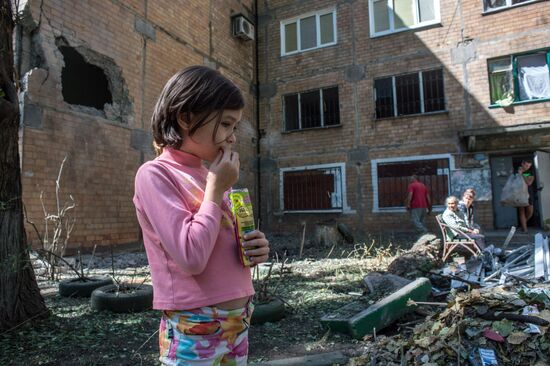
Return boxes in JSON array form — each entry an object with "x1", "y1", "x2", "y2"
[
  {"x1": 249, "y1": 351, "x2": 348, "y2": 366},
  {"x1": 321, "y1": 277, "x2": 432, "y2": 339},
  {"x1": 363, "y1": 273, "x2": 411, "y2": 294}
]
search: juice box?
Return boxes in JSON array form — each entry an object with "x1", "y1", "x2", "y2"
[{"x1": 229, "y1": 188, "x2": 255, "y2": 267}]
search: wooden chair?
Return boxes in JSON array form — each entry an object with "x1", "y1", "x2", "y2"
[{"x1": 435, "y1": 214, "x2": 482, "y2": 262}]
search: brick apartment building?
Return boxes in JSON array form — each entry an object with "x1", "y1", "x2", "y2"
[
  {"x1": 257, "y1": 0, "x2": 550, "y2": 238},
  {"x1": 15, "y1": 0, "x2": 550, "y2": 250},
  {"x1": 16, "y1": 0, "x2": 257, "y2": 250}
]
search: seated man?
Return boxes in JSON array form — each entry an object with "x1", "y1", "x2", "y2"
[
  {"x1": 442, "y1": 195, "x2": 485, "y2": 250},
  {"x1": 457, "y1": 190, "x2": 480, "y2": 231}
]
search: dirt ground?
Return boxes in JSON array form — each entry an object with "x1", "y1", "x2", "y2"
[{"x1": 0, "y1": 232, "x2": 418, "y2": 365}]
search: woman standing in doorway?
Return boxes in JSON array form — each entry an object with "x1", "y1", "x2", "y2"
[{"x1": 518, "y1": 159, "x2": 535, "y2": 233}]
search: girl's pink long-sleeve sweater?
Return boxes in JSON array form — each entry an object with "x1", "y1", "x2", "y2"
[{"x1": 133, "y1": 148, "x2": 254, "y2": 310}]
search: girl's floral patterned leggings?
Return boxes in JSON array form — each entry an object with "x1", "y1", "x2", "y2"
[{"x1": 159, "y1": 301, "x2": 254, "y2": 366}]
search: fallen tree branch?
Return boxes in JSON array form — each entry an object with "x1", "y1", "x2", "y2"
[{"x1": 477, "y1": 310, "x2": 549, "y2": 326}]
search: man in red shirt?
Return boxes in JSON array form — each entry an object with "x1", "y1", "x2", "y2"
[{"x1": 405, "y1": 175, "x2": 432, "y2": 234}]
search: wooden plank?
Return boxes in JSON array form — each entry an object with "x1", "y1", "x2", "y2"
[{"x1": 501, "y1": 226, "x2": 516, "y2": 250}]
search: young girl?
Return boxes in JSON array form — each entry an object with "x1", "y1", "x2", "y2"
[{"x1": 133, "y1": 66, "x2": 270, "y2": 365}]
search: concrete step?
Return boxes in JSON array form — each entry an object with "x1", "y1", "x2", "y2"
[
  {"x1": 485, "y1": 229, "x2": 549, "y2": 247},
  {"x1": 250, "y1": 351, "x2": 348, "y2": 366}
]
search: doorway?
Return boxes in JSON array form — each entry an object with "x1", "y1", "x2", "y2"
[{"x1": 490, "y1": 152, "x2": 547, "y2": 229}]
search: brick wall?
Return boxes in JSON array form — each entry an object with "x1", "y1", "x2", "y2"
[
  {"x1": 20, "y1": 0, "x2": 257, "y2": 250},
  {"x1": 258, "y1": 0, "x2": 550, "y2": 239}
]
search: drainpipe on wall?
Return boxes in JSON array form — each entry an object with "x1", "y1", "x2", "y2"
[{"x1": 254, "y1": 0, "x2": 262, "y2": 225}]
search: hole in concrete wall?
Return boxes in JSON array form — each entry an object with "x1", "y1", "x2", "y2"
[
  {"x1": 59, "y1": 46, "x2": 112, "y2": 110},
  {"x1": 55, "y1": 37, "x2": 134, "y2": 124}
]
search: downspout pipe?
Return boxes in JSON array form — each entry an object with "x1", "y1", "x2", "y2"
[{"x1": 254, "y1": 0, "x2": 262, "y2": 225}]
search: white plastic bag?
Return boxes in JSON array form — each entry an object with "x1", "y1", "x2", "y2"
[{"x1": 500, "y1": 174, "x2": 529, "y2": 207}]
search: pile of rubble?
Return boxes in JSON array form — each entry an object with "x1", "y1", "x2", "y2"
[
  {"x1": 351, "y1": 285, "x2": 550, "y2": 365},
  {"x1": 346, "y1": 232, "x2": 550, "y2": 366},
  {"x1": 439, "y1": 233, "x2": 550, "y2": 289}
]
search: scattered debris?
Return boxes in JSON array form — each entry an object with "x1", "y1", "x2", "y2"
[
  {"x1": 387, "y1": 234, "x2": 441, "y2": 279},
  {"x1": 347, "y1": 232, "x2": 550, "y2": 365},
  {"x1": 363, "y1": 273, "x2": 411, "y2": 295}
]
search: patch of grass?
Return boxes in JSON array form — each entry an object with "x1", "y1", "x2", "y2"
[
  {"x1": 2, "y1": 234, "x2": 412, "y2": 365},
  {"x1": 0, "y1": 296, "x2": 160, "y2": 366}
]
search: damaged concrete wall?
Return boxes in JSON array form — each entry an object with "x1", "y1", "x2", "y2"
[{"x1": 18, "y1": 0, "x2": 257, "y2": 250}]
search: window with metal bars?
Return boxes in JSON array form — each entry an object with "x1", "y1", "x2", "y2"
[
  {"x1": 374, "y1": 69, "x2": 445, "y2": 119},
  {"x1": 282, "y1": 166, "x2": 343, "y2": 211},
  {"x1": 284, "y1": 87, "x2": 340, "y2": 131},
  {"x1": 376, "y1": 158, "x2": 450, "y2": 208}
]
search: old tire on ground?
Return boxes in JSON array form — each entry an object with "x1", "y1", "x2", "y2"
[
  {"x1": 91, "y1": 284, "x2": 153, "y2": 313},
  {"x1": 58, "y1": 276, "x2": 113, "y2": 298},
  {"x1": 251, "y1": 298, "x2": 285, "y2": 325}
]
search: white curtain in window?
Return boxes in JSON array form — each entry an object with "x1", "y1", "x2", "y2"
[{"x1": 518, "y1": 54, "x2": 550, "y2": 100}]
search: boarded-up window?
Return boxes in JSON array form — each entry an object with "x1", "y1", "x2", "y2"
[
  {"x1": 377, "y1": 158, "x2": 449, "y2": 208},
  {"x1": 283, "y1": 166, "x2": 343, "y2": 210}
]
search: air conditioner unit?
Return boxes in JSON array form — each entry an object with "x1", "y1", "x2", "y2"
[{"x1": 233, "y1": 15, "x2": 255, "y2": 41}]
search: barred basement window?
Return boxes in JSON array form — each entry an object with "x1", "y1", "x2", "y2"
[
  {"x1": 375, "y1": 158, "x2": 450, "y2": 209},
  {"x1": 282, "y1": 165, "x2": 344, "y2": 211},
  {"x1": 374, "y1": 69, "x2": 445, "y2": 119},
  {"x1": 284, "y1": 87, "x2": 340, "y2": 131}
]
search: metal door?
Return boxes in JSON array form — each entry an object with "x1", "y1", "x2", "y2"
[
  {"x1": 534, "y1": 151, "x2": 550, "y2": 227},
  {"x1": 491, "y1": 156, "x2": 517, "y2": 228}
]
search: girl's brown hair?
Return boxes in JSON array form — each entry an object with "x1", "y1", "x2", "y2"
[{"x1": 151, "y1": 66, "x2": 244, "y2": 153}]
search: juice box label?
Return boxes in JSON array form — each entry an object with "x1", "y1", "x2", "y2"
[{"x1": 229, "y1": 188, "x2": 255, "y2": 267}]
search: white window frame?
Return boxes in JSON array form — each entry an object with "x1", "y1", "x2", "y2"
[
  {"x1": 280, "y1": 8, "x2": 337, "y2": 56},
  {"x1": 371, "y1": 154, "x2": 455, "y2": 213},
  {"x1": 374, "y1": 68, "x2": 446, "y2": 118},
  {"x1": 283, "y1": 86, "x2": 340, "y2": 131},
  {"x1": 368, "y1": 0, "x2": 441, "y2": 38},
  {"x1": 483, "y1": 0, "x2": 541, "y2": 13},
  {"x1": 279, "y1": 162, "x2": 353, "y2": 213}
]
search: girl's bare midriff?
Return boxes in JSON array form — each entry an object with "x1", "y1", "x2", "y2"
[{"x1": 215, "y1": 295, "x2": 249, "y2": 310}]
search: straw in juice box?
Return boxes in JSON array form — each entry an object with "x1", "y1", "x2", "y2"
[{"x1": 229, "y1": 188, "x2": 255, "y2": 267}]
